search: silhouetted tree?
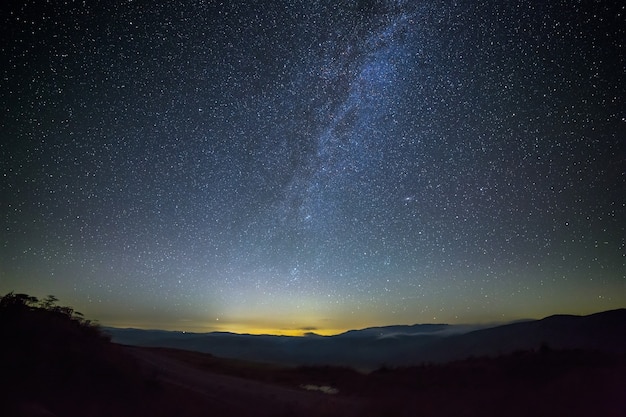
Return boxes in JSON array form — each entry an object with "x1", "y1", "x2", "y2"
[
  {"x1": 15, "y1": 293, "x2": 39, "y2": 306},
  {"x1": 40, "y1": 294, "x2": 58, "y2": 310},
  {"x1": 0, "y1": 292, "x2": 37, "y2": 310},
  {"x1": 73, "y1": 310, "x2": 85, "y2": 324},
  {"x1": 0, "y1": 291, "x2": 16, "y2": 308},
  {"x1": 52, "y1": 305, "x2": 74, "y2": 318}
]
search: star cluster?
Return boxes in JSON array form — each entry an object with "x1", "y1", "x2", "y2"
[{"x1": 1, "y1": 0, "x2": 624, "y2": 334}]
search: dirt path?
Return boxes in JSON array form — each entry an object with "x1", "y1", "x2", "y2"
[{"x1": 126, "y1": 346, "x2": 365, "y2": 417}]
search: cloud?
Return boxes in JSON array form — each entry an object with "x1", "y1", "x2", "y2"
[
  {"x1": 300, "y1": 384, "x2": 339, "y2": 395},
  {"x1": 375, "y1": 324, "x2": 502, "y2": 339}
]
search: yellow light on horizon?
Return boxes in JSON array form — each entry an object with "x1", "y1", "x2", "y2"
[
  {"x1": 222, "y1": 327, "x2": 344, "y2": 337},
  {"x1": 103, "y1": 319, "x2": 348, "y2": 336}
]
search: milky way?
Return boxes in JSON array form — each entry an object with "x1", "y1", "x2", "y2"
[{"x1": 1, "y1": 0, "x2": 624, "y2": 334}]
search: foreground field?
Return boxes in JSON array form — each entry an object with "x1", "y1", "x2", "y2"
[{"x1": 130, "y1": 345, "x2": 626, "y2": 417}]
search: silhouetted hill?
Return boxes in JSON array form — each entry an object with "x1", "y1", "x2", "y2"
[
  {"x1": 335, "y1": 323, "x2": 450, "y2": 338},
  {"x1": 106, "y1": 326, "x2": 447, "y2": 368},
  {"x1": 0, "y1": 292, "x2": 251, "y2": 417},
  {"x1": 401, "y1": 308, "x2": 626, "y2": 365},
  {"x1": 106, "y1": 309, "x2": 626, "y2": 369}
]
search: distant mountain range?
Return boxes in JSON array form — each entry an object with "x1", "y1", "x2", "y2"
[{"x1": 105, "y1": 309, "x2": 626, "y2": 370}]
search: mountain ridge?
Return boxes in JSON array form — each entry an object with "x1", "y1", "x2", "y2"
[{"x1": 105, "y1": 308, "x2": 626, "y2": 370}]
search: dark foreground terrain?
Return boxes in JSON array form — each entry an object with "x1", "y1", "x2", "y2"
[
  {"x1": 2, "y1": 292, "x2": 625, "y2": 417},
  {"x1": 132, "y1": 345, "x2": 626, "y2": 417}
]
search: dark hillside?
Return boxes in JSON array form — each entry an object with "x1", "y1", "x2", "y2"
[
  {"x1": 0, "y1": 292, "x2": 227, "y2": 417},
  {"x1": 401, "y1": 308, "x2": 626, "y2": 365}
]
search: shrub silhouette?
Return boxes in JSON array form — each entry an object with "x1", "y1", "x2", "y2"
[{"x1": 40, "y1": 294, "x2": 58, "y2": 310}]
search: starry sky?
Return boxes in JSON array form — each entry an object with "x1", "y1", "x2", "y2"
[{"x1": 1, "y1": 0, "x2": 625, "y2": 335}]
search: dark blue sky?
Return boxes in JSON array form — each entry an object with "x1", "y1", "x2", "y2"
[{"x1": 1, "y1": 0, "x2": 624, "y2": 334}]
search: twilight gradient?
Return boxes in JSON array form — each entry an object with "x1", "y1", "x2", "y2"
[{"x1": 1, "y1": 0, "x2": 624, "y2": 335}]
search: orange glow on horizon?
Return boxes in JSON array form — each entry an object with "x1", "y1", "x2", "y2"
[
  {"x1": 102, "y1": 319, "x2": 348, "y2": 336},
  {"x1": 220, "y1": 327, "x2": 344, "y2": 337}
]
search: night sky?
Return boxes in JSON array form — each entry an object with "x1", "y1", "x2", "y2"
[{"x1": 1, "y1": 0, "x2": 624, "y2": 335}]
